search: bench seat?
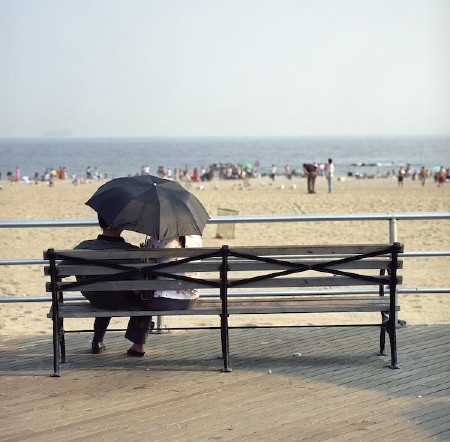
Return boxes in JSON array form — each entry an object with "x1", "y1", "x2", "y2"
[{"x1": 48, "y1": 295, "x2": 398, "y2": 318}]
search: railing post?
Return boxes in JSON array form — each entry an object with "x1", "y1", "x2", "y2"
[
  {"x1": 156, "y1": 314, "x2": 164, "y2": 332},
  {"x1": 389, "y1": 217, "x2": 397, "y2": 243},
  {"x1": 388, "y1": 242, "x2": 402, "y2": 369},
  {"x1": 389, "y1": 218, "x2": 406, "y2": 329}
]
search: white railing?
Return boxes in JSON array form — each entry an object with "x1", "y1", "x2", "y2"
[{"x1": 1, "y1": 212, "x2": 450, "y2": 303}]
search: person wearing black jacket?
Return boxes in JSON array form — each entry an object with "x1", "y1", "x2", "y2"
[{"x1": 74, "y1": 215, "x2": 152, "y2": 357}]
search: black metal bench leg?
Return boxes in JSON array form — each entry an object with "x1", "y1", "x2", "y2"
[
  {"x1": 51, "y1": 317, "x2": 61, "y2": 377},
  {"x1": 60, "y1": 319, "x2": 68, "y2": 363},
  {"x1": 387, "y1": 318, "x2": 399, "y2": 369},
  {"x1": 378, "y1": 312, "x2": 388, "y2": 356},
  {"x1": 220, "y1": 314, "x2": 232, "y2": 372}
]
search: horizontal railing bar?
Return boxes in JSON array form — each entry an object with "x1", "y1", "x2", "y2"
[
  {"x1": 398, "y1": 287, "x2": 450, "y2": 294},
  {"x1": 212, "y1": 212, "x2": 450, "y2": 223},
  {"x1": 1, "y1": 211, "x2": 449, "y2": 229},
  {"x1": 0, "y1": 259, "x2": 47, "y2": 265},
  {"x1": 403, "y1": 251, "x2": 450, "y2": 257}
]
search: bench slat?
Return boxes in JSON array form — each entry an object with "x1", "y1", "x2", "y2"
[
  {"x1": 44, "y1": 247, "x2": 220, "y2": 260},
  {"x1": 44, "y1": 243, "x2": 403, "y2": 261},
  {"x1": 47, "y1": 296, "x2": 397, "y2": 318},
  {"x1": 46, "y1": 258, "x2": 402, "y2": 276},
  {"x1": 229, "y1": 244, "x2": 403, "y2": 255},
  {"x1": 47, "y1": 275, "x2": 400, "y2": 292}
]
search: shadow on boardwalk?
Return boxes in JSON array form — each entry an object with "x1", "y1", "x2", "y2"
[{"x1": 1, "y1": 325, "x2": 449, "y2": 441}]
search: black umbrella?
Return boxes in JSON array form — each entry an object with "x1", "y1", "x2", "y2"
[{"x1": 86, "y1": 175, "x2": 210, "y2": 240}]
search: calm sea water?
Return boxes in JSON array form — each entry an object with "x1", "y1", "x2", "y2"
[{"x1": 1, "y1": 136, "x2": 449, "y2": 179}]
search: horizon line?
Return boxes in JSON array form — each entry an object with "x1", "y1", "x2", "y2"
[{"x1": 1, "y1": 133, "x2": 450, "y2": 140}]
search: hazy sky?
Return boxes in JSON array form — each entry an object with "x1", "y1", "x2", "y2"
[{"x1": 1, "y1": 0, "x2": 449, "y2": 138}]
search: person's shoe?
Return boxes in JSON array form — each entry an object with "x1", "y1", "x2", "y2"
[
  {"x1": 91, "y1": 341, "x2": 106, "y2": 354},
  {"x1": 127, "y1": 348, "x2": 145, "y2": 357}
]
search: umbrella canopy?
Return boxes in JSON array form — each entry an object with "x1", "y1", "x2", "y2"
[{"x1": 86, "y1": 175, "x2": 210, "y2": 240}]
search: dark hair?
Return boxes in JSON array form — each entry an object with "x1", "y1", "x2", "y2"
[{"x1": 98, "y1": 214, "x2": 110, "y2": 229}]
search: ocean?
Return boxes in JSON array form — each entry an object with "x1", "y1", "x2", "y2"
[{"x1": 1, "y1": 136, "x2": 449, "y2": 180}]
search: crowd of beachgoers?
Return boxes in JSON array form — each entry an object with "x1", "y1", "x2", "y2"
[{"x1": 1, "y1": 161, "x2": 448, "y2": 187}]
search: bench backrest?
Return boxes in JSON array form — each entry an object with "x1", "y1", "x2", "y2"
[{"x1": 44, "y1": 243, "x2": 403, "y2": 300}]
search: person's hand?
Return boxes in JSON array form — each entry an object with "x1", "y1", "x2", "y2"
[{"x1": 140, "y1": 236, "x2": 149, "y2": 249}]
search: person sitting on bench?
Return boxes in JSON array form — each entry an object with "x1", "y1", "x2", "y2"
[
  {"x1": 141, "y1": 235, "x2": 202, "y2": 310},
  {"x1": 73, "y1": 215, "x2": 152, "y2": 357}
]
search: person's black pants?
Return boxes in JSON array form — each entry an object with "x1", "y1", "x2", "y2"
[{"x1": 83, "y1": 291, "x2": 152, "y2": 345}]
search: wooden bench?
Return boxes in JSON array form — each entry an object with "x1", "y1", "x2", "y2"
[{"x1": 44, "y1": 242, "x2": 403, "y2": 376}]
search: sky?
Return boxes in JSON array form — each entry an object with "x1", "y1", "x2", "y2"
[{"x1": 1, "y1": 0, "x2": 450, "y2": 138}]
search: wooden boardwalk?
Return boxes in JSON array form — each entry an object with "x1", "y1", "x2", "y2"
[{"x1": 1, "y1": 324, "x2": 449, "y2": 441}]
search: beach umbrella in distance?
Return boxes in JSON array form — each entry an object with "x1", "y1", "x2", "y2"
[{"x1": 86, "y1": 175, "x2": 210, "y2": 240}]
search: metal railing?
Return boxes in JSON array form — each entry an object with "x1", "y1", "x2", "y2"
[{"x1": 1, "y1": 212, "x2": 450, "y2": 303}]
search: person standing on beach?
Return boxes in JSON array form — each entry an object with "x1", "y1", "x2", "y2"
[
  {"x1": 325, "y1": 158, "x2": 334, "y2": 193},
  {"x1": 73, "y1": 215, "x2": 153, "y2": 357},
  {"x1": 397, "y1": 167, "x2": 406, "y2": 187},
  {"x1": 284, "y1": 163, "x2": 292, "y2": 180},
  {"x1": 419, "y1": 166, "x2": 428, "y2": 187},
  {"x1": 437, "y1": 166, "x2": 447, "y2": 187},
  {"x1": 303, "y1": 163, "x2": 318, "y2": 193},
  {"x1": 269, "y1": 164, "x2": 277, "y2": 181}
]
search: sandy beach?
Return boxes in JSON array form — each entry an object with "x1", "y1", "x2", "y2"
[{"x1": 1, "y1": 174, "x2": 449, "y2": 336}]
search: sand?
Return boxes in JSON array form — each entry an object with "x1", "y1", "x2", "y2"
[{"x1": 1, "y1": 174, "x2": 449, "y2": 336}]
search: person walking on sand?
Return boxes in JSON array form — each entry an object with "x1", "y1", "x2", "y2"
[{"x1": 325, "y1": 158, "x2": 334, "y2": 193}]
